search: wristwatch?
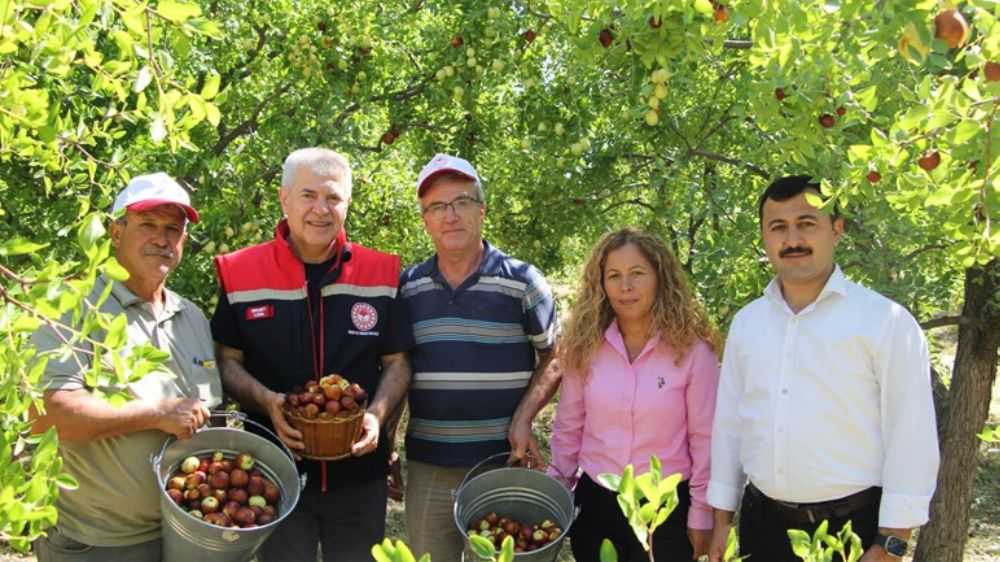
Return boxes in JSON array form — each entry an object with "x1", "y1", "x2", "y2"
[{"x1": 873, "y1": 533, "x2": 908, "y2": 558}]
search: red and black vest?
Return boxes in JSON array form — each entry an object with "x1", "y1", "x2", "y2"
[{"x1": 214, "y1": 221, "x2": 412, "y2": 487}]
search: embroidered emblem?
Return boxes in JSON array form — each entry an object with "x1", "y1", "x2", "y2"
[
  {"x1": 246, "y1": 305, "x2": 274, "y2": 320},
  {"x1": 351, "y1": 302, "x2": 378, "y2": 331},
  {"x1": 657, "y1": 376, "x2": 665, "y2": 389}
]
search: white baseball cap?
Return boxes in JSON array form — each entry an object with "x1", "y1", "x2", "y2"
[
  {"x1": 415, "y1": 153, "x2": 480, "y2": 197},
  {"x1": 112, "y1": 172, "x2": 200, "y2": 222}
]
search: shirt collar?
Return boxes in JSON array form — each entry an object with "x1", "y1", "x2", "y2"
[
  {"x1": 427, "y1": 238, "x2": 500, "y2": 281},
  {"x1": 603, "y1": 319, "x2": 661, "y2": 361},
  {"x1": 764, "y1": 264, "x2": 848, "y2": 311},
  {"x1": 103, "y1": 274, "x2": 185, "y2": 315}
]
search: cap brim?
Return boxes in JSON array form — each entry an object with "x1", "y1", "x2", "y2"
[
  {"x1": 127, "y1": 199, "x2": 200, "y2": 223},
  {"x1": 417, "y1": 169, "x2": 477, "y2": 197}
]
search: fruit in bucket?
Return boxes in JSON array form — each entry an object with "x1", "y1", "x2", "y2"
[
  {"x1": 163, "y1": 450, "x2": 281, "y2": 528},
  {"x1": 467, "y1": 513, "x2": 562, "y2": 552}
]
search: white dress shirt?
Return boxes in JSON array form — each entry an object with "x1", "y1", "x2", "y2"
[{"x1": 707, "y1": 266, "x2": 939, "y2": 528}]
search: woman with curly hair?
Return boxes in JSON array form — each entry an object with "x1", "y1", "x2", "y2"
[{"x1": 549, "y1": 227, "x2": 721, "y2": 562}]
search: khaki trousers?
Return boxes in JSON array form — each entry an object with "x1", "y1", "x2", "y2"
[{"x1": 405, "y1": 460, "x2": 469, "y2": 561}]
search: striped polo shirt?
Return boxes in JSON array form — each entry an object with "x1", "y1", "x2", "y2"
[{"x1": 400, "y1": 240, "x2": 560, "y2": 466}]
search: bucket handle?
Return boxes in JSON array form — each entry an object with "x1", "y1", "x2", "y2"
[
  {"x1": 152, "y1": 410, "x2": 297, "y2": 471},
  {"x1": 453, "y1": 451, "x2": 573, "y2": 500}
]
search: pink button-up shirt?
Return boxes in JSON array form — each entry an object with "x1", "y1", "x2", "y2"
[{"x1": 549, "y1": 320, "x2": 719, "y2": 529}]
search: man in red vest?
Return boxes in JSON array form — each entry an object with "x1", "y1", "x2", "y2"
[{"x1": 211, "y1": 148, "x2": 413, "y2": 562}]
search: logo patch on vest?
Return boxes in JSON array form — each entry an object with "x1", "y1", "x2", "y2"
[
  {"x1": 246, "y1": 305, "x2": 274, "y2": 320},
  {"x1": 350, "y1": 302, "x2": 378, "y2": 332}
]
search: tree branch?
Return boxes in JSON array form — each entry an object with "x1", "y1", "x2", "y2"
[
  {"x1": 219, "y1": 24, "x2": 270, "y2": 92},
  {"x1": 212, "y1": 83, "x2": 291, "y2": 156},
  {"x1": 333, "y1": 70, "x2": 435, "y2": 128},
  {"x1": 687, "y1": 148, "x2": 770, "y2": 178},
  {"x1": 920, "y1": 315, "x2": 979, "y2": 330}
]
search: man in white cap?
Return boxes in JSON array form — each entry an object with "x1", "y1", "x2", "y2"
[
  {"x1": 30, "y1": 172, "x2": 222, "y2": 561},
  {"x1": 398, "y1": 154, "x2": 562, "y2": 560}
]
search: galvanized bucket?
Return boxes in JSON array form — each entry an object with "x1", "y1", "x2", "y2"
[
  {"x1": 453, "y1": 453, "x2": 576, "y2": 561},
  {"x1": 152, "y1": 412, "x2": 303, "y2": 562}
]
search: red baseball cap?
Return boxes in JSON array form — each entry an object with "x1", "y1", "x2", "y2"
[
  {"x1": 112, "y1": 172, "x2": 199, "y2": 222},
  {"x1": 416, "y1": 153, "x2": 481, "y2": 197}
]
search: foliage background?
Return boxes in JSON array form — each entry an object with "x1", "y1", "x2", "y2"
[{"x1": 1, "y1": 0, "x2": 998, "y2": 560}]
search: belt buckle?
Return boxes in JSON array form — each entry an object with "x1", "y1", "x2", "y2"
[{"x1": 806, "y1": 508, "x2": 816, "y2": 524}]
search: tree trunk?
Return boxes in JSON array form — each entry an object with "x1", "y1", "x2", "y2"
[{"x1": 914, "y1": 259, "x2": 999, "y2": 562}]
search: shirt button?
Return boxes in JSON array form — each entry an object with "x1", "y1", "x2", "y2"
[{"x1": 781, "y1": 389, "x2": 788, "y2": 395}]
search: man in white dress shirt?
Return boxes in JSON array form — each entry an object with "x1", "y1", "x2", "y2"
[{"x1": 707, "y1": 176, "x2": 939, "y2": 562}]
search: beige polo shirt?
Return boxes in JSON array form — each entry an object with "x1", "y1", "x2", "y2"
[{"x1": 31, "y1": 275, "x2": 222, "y2": 547}]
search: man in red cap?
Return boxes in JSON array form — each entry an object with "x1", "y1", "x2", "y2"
[{"x1": 30, "y1": 172, "x2": 221, "y2": 561}]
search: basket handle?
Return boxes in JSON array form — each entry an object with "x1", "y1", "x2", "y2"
[{"x1": 454, "y1": 451, "x2": 572, "y2": 499}]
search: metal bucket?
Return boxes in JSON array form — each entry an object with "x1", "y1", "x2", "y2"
[
  {"x1": 152, "y1": 412, "x2": 303, "y2": 562},
  {"x1": 453, "y1": 453, "x2": 575, "y2": 561}
]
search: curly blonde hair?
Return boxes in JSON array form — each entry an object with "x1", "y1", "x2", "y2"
[{"x1": 560, "y1": 227, "x2": 721, "y2": 375}]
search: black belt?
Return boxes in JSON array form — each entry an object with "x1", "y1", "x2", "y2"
[{"x1": 748, "y1": 483, "x2": 881, "y2": 524}]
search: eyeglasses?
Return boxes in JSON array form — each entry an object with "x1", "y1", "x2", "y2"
[{"x1": 421, "y1": 196, "x2": 482, "y2": 219}]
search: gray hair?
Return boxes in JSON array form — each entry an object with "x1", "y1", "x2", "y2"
[{"x1": 281, "y1": 148, "x2": 353, "y2": 197}]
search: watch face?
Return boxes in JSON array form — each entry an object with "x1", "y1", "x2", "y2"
[{"x1": 884, "y1": 536, "x2": 908, "y2": 556}]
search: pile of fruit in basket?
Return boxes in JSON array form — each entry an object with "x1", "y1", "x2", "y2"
[{"x1": 284, "y1": 374, "x2": 368, "y2": 420}]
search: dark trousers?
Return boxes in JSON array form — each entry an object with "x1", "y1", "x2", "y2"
[
  {"x1": 258, "y1": 477, "x2": 387, "y2": 562},
  {"x1": 570, "y1": 472, "x2": 693, "y2": 562},
  {"x1": 739, "y1": 484, "x2": 880, "y2": 562}
]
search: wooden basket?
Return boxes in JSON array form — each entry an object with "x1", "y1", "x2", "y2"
[{"x1": 284, "y1": 405, "x2": 366, "y2": 461}]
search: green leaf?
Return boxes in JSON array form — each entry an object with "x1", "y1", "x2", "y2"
[
  {"x1": 636, "y1": 475, "x2": 659, "y2": 505},
  {"x1": 371, "y1": 542, "x2": 394, "y2": 562},
  {"x1": 639, "y1": 501, "x2": 657, "y2": 524},
  {"x1": 12, "y1": 315, "x2": 41, "y2": 333},
  {"x1": 102, "y1": 258, "x2": 131, "y2": 282},
  {"x1": 134, "y1": 66, "x2": 152, "y2": 93},
  {"x1": 157, "y1": 0, "x2": 202, "y2": 23},
  {"x1": 724, "y1": 527, "x2": 739, "y2": 559},
  {"x1": 151, "y1": 114, "x2": 167, "y2": 143},
  {"x1": 897, "y1": 105, "x2": 929, "y2": 131},
  {"x1": 499, "y1": 534, "x2": 515, "y2": 562},
  {"x1": 855, "y1": 85, "x2": 877, "y2": 112},
  {"x1": 103, "y1": 314, "x2": 128, "y2": 350},
  {"x1": 925, "y1": 111, "x2": 956, "y2": 131},
  {"x1": 469, "y1": 534, "x2": 495, "y2": 559},
  {"x1": 693, "y1": 0, "x2": 715, "y2": 16},
  {"x1": 599, "y1": 538, "x2": 619, "y2": 562},
  {"x1": 788, "y1": 528, "x2": 812, "y2": 557},
  {"x1": 0, "y1": 238, "x2": 48, "y2": 256},
  {"x1": 200, "y1": 73, "x2": 220, "y2": 99},
  {"x1": 186, "y1": 18, "x2": 223, "y2": 39},
  {"x1": 205, "y1": 101, "x2": 221, "y2": 127},
  {"x1": 77, "y1": 213, "x2": 105, "y2": 252},
  {"x1": 599, "y1": 473, "x2": 622, "y2": 491},
  {"x1": 951, "y1": 120, "x2": 981, "y2": 144},
  {"x1": 54, "y1": 473, "x2": 79, "y2": 490},
  {"x1": 847, "y1": 145, "x2": 871, "y2": 165}
]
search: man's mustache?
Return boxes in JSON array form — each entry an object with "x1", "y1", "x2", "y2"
[
  {"x1": 142, "y1": 247, "x2": 175, "y2": 258},
  {"x1": 779, "y1": 247, "x2": 812, "y2": 258}
]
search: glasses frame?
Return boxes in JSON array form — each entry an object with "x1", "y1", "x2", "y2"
[{"x1": 420, "y1": 195, "x2": 483, "y2": 218}]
